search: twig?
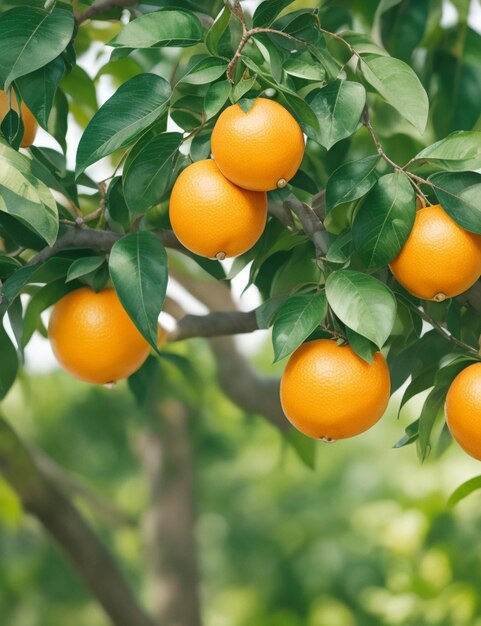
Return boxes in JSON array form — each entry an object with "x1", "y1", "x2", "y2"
[{"x1": 402, "y1": 298, "x2": 479, "y2": 357}]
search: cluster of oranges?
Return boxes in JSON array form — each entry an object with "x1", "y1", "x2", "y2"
[
  {"x1": 2, "y1": 88, "x2": 481, "y2": 464},
  {"x1": 281, "y1": 204, "x2": 481, "y2": 462},
  {"x1": 169, "y1": 97, "x2": 305, "y2": 259}
]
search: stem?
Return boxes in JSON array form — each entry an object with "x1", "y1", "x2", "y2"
[{"x1": 402, "y1": 298, "x2": 479, "y2": 357}]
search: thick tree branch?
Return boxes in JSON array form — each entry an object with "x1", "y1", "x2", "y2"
[
  {"x1": 170, "y1": 267, "x2": 288, "y2": 431},
  {"x1": 76, "y1": 0, "x2": 137, "y2": 24},
  {"x1": 0, "y1": 416, "x2": 156, "y2": 626},
  {"x1": 28, "y1": 226, "x2": 185, "y2": 266},
  {"x1": 31, "y1": 447, "x2": 134, "y2": 527},
  {"x1": 169, "y1": 309, "x2": 258, "y2": 341}
]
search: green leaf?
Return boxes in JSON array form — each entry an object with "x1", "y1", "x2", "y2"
[
  {"x1": 76, "y1": 73, "x2": 171, "y2": 176},
  {"x1": 429, "y1": 171, "x2": 481, "y2": 234},
  {"x1": 255, "y1": 296, "x2": 288, "y2": 329},
  {"x1": 123, "y1": 132, "x2": 182, "y2": 215},
  {"x1": 61, "y1": 65, "x2": 98, "y2": 128},
  {"x1": 109, "y1": 232, "x2": 168, "y2": 350},
  {"x1": 0, "y1": 8, "x2": 74, "y2": 89},
  {"x1": 66, "y1": 256, "x2": 105, "y2": 283},
  {"x1": 448, "y1": 476, "x2": 481, "y2": 508},
  {"x1": 0, "y1": 258, "x2": 72, "y2": 312},
  {"x1": 48, "y1": 89, "x2": 69, "y2": 153},
  {"x1": 417, "y1": 385, "x2": 447, "y2": 461},
  {"x1": 204, "y1": 80, "x2": 230, "y2": 119},
  {"x1": 346, "y1": 327, "x2": 377, "y2": 363},
  {"x1": 411, "y1": 131, "x2": 481, "y2": 173},
  {"x1": 253, "y1": 0, "x2": 296, "y2": 27},
  {"x1": 180, "y1": 57, "x2": 228, "y2": 85},
  {"x1": 352, "y1": 172, "x2": 416, "y2": 268},
  {"x1": 22, "y1": 279, "x2": 75, "y2": 347},
  {"x1": 305, "y1": 80, "x2": 366, "y2": 150},
  {"x1": 326, "y1": 155, "x2": 380, "y2": 213},
  {"x1": 286, "y1": 428, "x2": 316, "y2": 469},
  {"x1": 326, "y1": 270, "x2": 396, "y2": 348},
  {"x1": 231, "y1": 75, "x2": 257, "y2": 103},
  {"x1": 205, "y1": 6, "x2": 230, "y2": 55},
  {"x1": 283, "y1": 57, "x2": 326, "y2": 81},
  {"x1": 272, "y1": 293, "x2": 327, "y2": 362},
  {"x1": 106, "y1": 176, "x2": 131, "y2": 231},
  {"x1": 393, "y1": 418, "x2": 419, "y2": 448},
  {"x1": 0, "y1": 321, "x2": 18, "y2": 399},
  {"x1": 16, "y1": 56, "x2": 65, "y2": 128},
  {"x1": 108, "y1": 9, "x2": 203, "y2": 48},
  {"x1": 0, "y1": 141, "x2": 58, "y2": 245},
  {"x1": 360, "y1": 54, "x2": 429, "y2": 134}
]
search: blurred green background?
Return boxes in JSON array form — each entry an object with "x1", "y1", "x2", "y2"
[{"x1": 2, "y1": 338, "x2": 481, "y2": 626}]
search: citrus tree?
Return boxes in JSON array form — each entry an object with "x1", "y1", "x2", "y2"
[{"x1": 1, "y1": 0, "x2": 481, "y2": 624}]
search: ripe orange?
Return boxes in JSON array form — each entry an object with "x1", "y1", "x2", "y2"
[
  {"x1": 49, "y1": 287, "x2": 152, "y2": 384},
  {"x1": 390, "y1": 204, "x2": 481, "y2": 301},
  {"x1": 0, "y1": 89, "x2": 38, "y2": 148},
  {"x1": 211, "y1": 98, "x2": 305, "y2": 191},
  {"x1": 169, "y1": 159, "x2": 267, "y2": 258},
  {"x1": 446, "y1": 362, "x2": 481, "y2": 460},
  {"x1": 280, "y1": 339, "x2": 391, "y2": 440}
]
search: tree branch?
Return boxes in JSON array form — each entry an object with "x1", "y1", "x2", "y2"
[
  {"x1": 136, "y1": 400, "x2": 202, "y2": 626},
  {"x1": 28, "y1": 226, "x2": 185, "y2": 266},
  {"x1": 76, "y1": 0, "x2": 137, "y2": 24},
  {"x1": 285, "y1": 195, "x2": 329, "y2": 258},
  {"x1": 169, "y1": 309, "x2": 258, "y2": 341},
  {"x1": 0, "y1": 416, "x2": 156, "y2": 626}
]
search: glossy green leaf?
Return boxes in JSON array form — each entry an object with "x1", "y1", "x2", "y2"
[
  {"x1": 66, "y1": 256, "x2": 105, "y2": 283},
  {"x1": 346, "y1": 327, "x2": 377, "y2": 363},
  {"x1": 283, "y1": 57, "x2": 326, "y2": 81},
  {"x1": 108, "y1": 9, "x2": 203, "y2": 48},
  {"x1": 181, "y1": 57, "x2": 228, "y2": 85},
  {"x1": 326, "y1": 155, "x2": 380, "y2": 213},
  {"x1": 123, "y1": 132, "x2": 183, "y2": 215},
  {"x1": 22, "y1": 279, "x2": 75, "y2": 347},
  {"x1": 417, "y1": 385, "x2": 447, "y2": 461},
  {"x1": 429, "y1": 171, "x2": 481, "y2": 234},
  {"x1": 448, "y1": 475, "x2": 481, "y2": 508},
  {"x1": 306, "y1": 80, "x2": 366, "y2": 149},
  {"x1": 48, "y1": 89, "x2": 69, "y2": 153},
  {"x1": 231, "y1": 75, "x2": 257, "y2": 103},
  {"x1": 352, "y1": 172, "x2": 416, "y2": 268},
  {"x1": 360, "y1": 54, "x2": 429, "y2": 134},
  {"x1": 109, "y1": 232, "x2": 168, "y2": 350},
  {"x1": 272, "y1": 293, "x2": 327, "y2": 362},
  {"x1": 411, "y1": 131, "x2": 481, "y2": 173},
  {"x1": 0, "y1": 8, "x2": 74, "y2": 89},
  {"x1": 16, "y1": 57, "x2": 64, "y2": 128},
  {"x1": 76, "y1": 73, "x2": 171, "y2": 176},
  {"x1": 326, "y1": 270, "x2": 396, "y2": 348},
  {"x1": 0, "y1": 141, "x2": 58, "y2": 245},
  {"x1": 253, "y1": 0, "x2": 296, "y2": 27},
  {"x1": 205, "y1": 6, "x2": 230, "y2": 55},
  {"x1": 204, "y1": 80, "x2": 230, "y2": 119},
  {"x1": 286, "y1": 429, "x2": 316, "y2": 469}
]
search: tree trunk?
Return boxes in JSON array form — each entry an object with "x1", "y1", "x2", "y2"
[{"x1": 137, "y1": 399, "x2": 202, "y2": 626}]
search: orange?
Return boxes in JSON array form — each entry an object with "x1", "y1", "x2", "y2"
[
  {"x1": 390, "y1": 204, "x2": 481, "y2": 301},
  {"x1": 446, "y1": 362, "x2": 481, "y2": 460},
  {"x1": 49, "y1": 287, "x2": 152, "y2": 384},
  {"x1": 211, "y1": 98, "x2": 305, "y2": 191},
  {"x1": 280, "y1": 339, "x2": 391, "y2": 440},
  {"x1": 0, "y1": 89, "x2": 38, "y2": 148},
  {"x1": 169, "y1": 159, "x2": 267, "y2": 258}
]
